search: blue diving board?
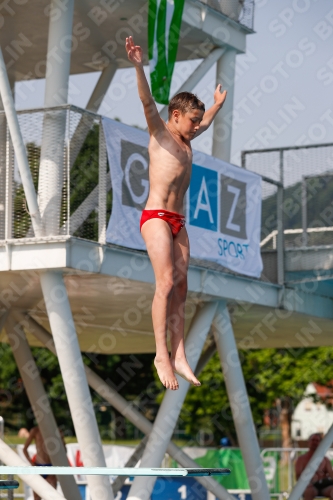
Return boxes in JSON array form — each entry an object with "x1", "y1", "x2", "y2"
[{"x1": 0, "y1": 480, "x2": 19, "y2": 490}]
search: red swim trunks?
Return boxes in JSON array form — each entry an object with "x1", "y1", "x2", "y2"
[{"x1": 140, "y1": 209, "x2": 185, "y2": 238}]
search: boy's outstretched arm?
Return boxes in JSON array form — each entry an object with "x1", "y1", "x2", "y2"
[
  {"x1": 125, "y1": 36, "x2": 164, "y2": 135},
  {"x1": 195, "y1": 84, "x2": 227, "y2": 137}
]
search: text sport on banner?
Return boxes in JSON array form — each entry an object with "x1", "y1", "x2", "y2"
[{"x1": 103, "y1": 118, "x2": 263, "y2": 278}]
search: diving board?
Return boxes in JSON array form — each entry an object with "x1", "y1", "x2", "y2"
[
  {"x1": 0, "y1": 466, "x2": 230, "y2": 477},
  {"x1": 0, "y1": 480, "x2": 19, "y2": 489}
]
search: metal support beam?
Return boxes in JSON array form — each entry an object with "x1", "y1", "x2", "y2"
[
  {"x1": 112, "y1": 436, "x2": 149, "y2": 495},
  {"x1": 4, "y1": 123, "x2": 13, "y2": 240},
  {"x1": 60, "y1": 177, "x2": 111, "y2": 236},
  {"x1": 277, "y1": 150, "x2": 285, "y2": 285},
  {"x1": 37, "y1": 0, "x2": 75, "y2": 235},
  {"x1": 288, "y1": 424, "x2": 333, "y2": 500},
  {"x1": 98, "y1": 123, "x2": 107, "y2": 243},
  {"x1": 0, "y1": 48, "x2": 43, "y2": 237},
  {"x1": 0, "y1": 72, "x2": 14, "y2": 240},
  {"x1": 195, "y1": 340, "x2": 216, "y2": 376},
  {"x1": 212, "y1": 49, "x2": 237, "y2": 162},
  {"x1": 0, "y1": 310, "x2": 9, "y2": 333},
  {"x1": 301, "y1": 177, "x2": 308, "y2": 247},
  {"x1": 70, "y1": 63, "x2": 117, "y2": 169},
  {"x1": 127, "y1": 302, "x2": 218, "y2": 500},
  {"x1": 25, "y1": 313, "x2": 236, "y2": 500},
  {"x1": 39, "y1": 272, "x2": 114, "y2": 500},
  {"x1": 213, "y1": 302, "x2": 270, "y2": 500},
  {"x1": 158, "y1": 48, "x2": 225, "y2": 122},
  {"x1": 87, "y1": 63, "x2": 118, "y2": 114},
  {"x1": 5, "y1": 313, "x2": 81, "y2": 500},
  {"x1": 0, "y1": 438, "x2": 65, "y2": 500}
]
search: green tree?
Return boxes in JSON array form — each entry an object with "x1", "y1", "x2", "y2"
[
  {"x1": 0, "y1": 339, "x2": 157, "y2": 439},
  {"x1": 180, "y1": 346, "x2": 333, "y2": 446}
]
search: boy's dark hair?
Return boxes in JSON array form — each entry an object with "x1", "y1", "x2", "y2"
[{"x1": 168, "y1": 92, "x2": 205, "y2": 119}]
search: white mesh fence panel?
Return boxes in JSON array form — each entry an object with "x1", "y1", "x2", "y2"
[{"x1": 0, "y1": 106, "x2": 109, "y2": 242}]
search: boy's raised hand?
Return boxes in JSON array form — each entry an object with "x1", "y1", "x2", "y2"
[
  {"x1": 126, "y1": 36, "x2": 143, "y2": 66},
  {"x1": 214, "y1": 84, "x2": 227, "y2": 107}
]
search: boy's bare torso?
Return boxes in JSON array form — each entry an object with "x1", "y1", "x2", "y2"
[
  {"x1": 146, "y1": 123, "x2": 192, "y2": 214},
  {"x1": 34, "y1": 427, "x2": 52, "y2": 463}
]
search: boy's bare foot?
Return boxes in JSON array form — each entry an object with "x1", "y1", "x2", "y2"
[
  {"x1": 154, "y1": 356, "x2": 179, "y2": 390},
  {"x1": 171, "y1": 358, "x2": 201, "y2": 386}
]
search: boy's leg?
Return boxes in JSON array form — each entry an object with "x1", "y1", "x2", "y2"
[
  {"x1": 141, "y1": 218, "x2": 179, "y2": 390},
  {"x1": 169, "y1": 228, "x2": 200, "y2": 386},
  {"x1": 47, "y1": 475, "x2": 57, "y2": 490}
]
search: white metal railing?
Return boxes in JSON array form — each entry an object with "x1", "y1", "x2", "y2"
[
  {"x1": 261, "y1": 446, "x2": 333, "y2": 497},
  {"x1": 261, "y1": 227, "x2": 333, "y2": 249}
]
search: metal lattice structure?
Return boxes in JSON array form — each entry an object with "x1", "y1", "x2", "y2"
[
  {"x1": 242, "y1": 143, "x2": 333, "y2": 284},
  {"x1": 0, "y1": 105, "x2": 109, "y2": 244},
  {"x1": 242, "y1": 143, "x2": 333, "y2": 248}
]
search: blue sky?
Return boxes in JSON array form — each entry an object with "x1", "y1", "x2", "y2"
[{"x1": 15, "y1": 0, "x2": 333, "y2": 166}]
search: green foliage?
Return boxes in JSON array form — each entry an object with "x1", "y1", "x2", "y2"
[
  {"x1": 2, "y1": 305, "x2": 333, "y2": 442},
  {"x1": 0, "y1": 342, "x2": 73, "y2": 433},
  {"x1": 0, "y1": 340, "x2": 156, "y2": 440},
  {"x1": 0, "y1": 343, "x2": 30, "y2": 430},
  {"x1": 180, "y1": 347, "x2": 333, "y2": 445}
]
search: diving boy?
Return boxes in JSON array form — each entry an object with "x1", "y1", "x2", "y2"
[{"x1": 126, "y1": 36, "x2": 227, "y2": 390}]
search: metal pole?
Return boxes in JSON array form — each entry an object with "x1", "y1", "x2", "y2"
[
  {"x1": 112, "y1": 436, "x2": 149, "y2": 495},
  {"x1": 0, "y1": 73, "x2": 14, "y2": 241},
  {"x1": 0, "y1": 48, "x2": 43, "y2": 237},
  {"x1": 288, "y1": 424, "x2": 333, "y2": 500},
  {"x1": 0, "y1": 416, "x2": 3, "y2": 441},
  {"x1": 5, "y1": 313, "x2": 81, "y2": 500},
  {"x1": 39, "y1": 272, "x2": 114, "y2": 500},
  {"x1": 87, "y1": 63, "x2": 118, "y2": 113},
  {"x1": 158, "y1": 48, "x2": 225, "y2": 122},
  {"x1": 0, "y1": 310, "x2": 9, "y2": 332},
  {"x1": 127, "y1": 302, "x2": 218, "y2": 500},
  {"x1": 301, "y1": 177, "x2": 308, "y2": 247},
  {"x1": 0, "y1": 438, "x2": 65, "y2": 500},
  {"x1": 0, "y1": 109, "x2": 5, "y2": 240},
  {"x1": 213, "y1": 301, "x2": 270, "y2": 500},
  {"x1": 98, "y1": 121, "x2": 107, "y2": 244},
  {"x1": 24, "y1": 312, "x2": 236, "y2": 500},
  {"x1": 276, "y1": 150, "x2": 284, "y2": 285},
  {"x1": 5, "y1": 124, "x2": 13, "y2": 240},
  {"x1": 212, "y1": 49, "x2": 237, "y2": 162},
  {"x1": 70, "y1": 62, "x2": 117, "y2": 169},
  {"x1": 195, "y1": 341, "x2": 216, "y2": 376},
  {"x1": 37, "y1": 0, "x2": 75, "y2": 236}
]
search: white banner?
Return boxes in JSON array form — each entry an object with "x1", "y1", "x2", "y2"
[{"x1": 103, "y1": 117, "x2": 263, "y2": 278}]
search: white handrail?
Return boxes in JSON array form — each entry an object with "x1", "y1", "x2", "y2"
[{"x1": 260, "y1": 227, "x2": 333, "y2": 248}]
